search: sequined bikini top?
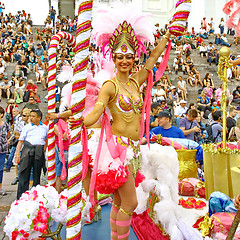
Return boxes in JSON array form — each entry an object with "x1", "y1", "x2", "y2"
[
  {"x1": 117, "y1": 93, "x2": 143, "y2": 113},
  {"x1": 103, "y1": 77, "x2": 143, "y2": 115}
]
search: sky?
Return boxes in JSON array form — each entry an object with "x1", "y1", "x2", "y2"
[{"x1": 4, "y1": 0, "x2": 49, "y2": 25}]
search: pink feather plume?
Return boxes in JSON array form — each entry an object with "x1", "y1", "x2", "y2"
[
  {"x1": 226, "y1": 5, "x2": 240, "y2": 29},
  {"x1": 223, "y1": 0, "x2": 240, "y2": 15},
  {"x1": 91, "y1": 2, "x2": 155, "y2": 57}
]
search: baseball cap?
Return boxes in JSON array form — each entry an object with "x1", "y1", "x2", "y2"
[
  {"x1": 170, "y1": 86, "x2": 176, "y2": 90},
  {"x1": 156, "y1": 111, "x2": 172, "y2": 119},
  {"x1": 28, "y1": 79, "x2": 34, "y2": 85},
  {"x1": 180, "y1": 100, "x2": 187, "y2": 104},
  {"x1": 3, "y1": 76, "x2": 8, "y2": 80}
]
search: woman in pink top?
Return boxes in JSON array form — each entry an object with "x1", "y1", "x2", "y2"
[
  {"x1": 203, "y1": 81, "x2": 213, "y2": 99},
  {"x1": 215, "y1": 84, "x2": 232, "y2": 106}
]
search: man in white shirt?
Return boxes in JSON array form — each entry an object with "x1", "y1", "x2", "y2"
[
  {"x1": 208, "y1": 18, "x2": 215, "y2": 34},
  {"x1": 174, "y1": 99, "x2": 188, "y2": 127},
  {"x1": 15, "y1": 109, "x2": 48, "y2": 199},
  {"x1": 207, "y1": 42, "x2": 214, "y2": 53},
  {"x1": 221, "y1": 34, "x2": 231, "y2": 47}
]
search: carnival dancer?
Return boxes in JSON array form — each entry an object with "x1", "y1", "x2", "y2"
[
  {"x1": 50, "y1": 6, "x2": 170, "y2": 240},
  {"x1": 81, "y1": 6, "x2": 171, "y2": 240},
  {"x1": 48, "y1": 1, "x2": 192, "y2": 237}
]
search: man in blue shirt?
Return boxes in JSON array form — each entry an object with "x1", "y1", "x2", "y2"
[{"x1": 142, "y1": 110, "x2": 185, "y2": 144}]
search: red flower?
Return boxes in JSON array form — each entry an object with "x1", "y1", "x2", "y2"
[
  {"x1": 37, "y1": 206, "x2": 49, "y2": 223},
  {"x1": 181, "y1": 201, "x2": 194, "y2": 209},
  {"x1": 194, "y1": 200, "x2": 206, "y2": 209},
  {"x1": 180, "y1": 198, "x2": 196, "y2": 209},
  {"x1": 33, "y1": 218, "x2": 48, "y2": 233},
  {"x1": 178, "y1": 197, "x2": 185, "y2": 205},
  {"x1": 12, "y1": 229, "x2": 29, "y2": 240}
]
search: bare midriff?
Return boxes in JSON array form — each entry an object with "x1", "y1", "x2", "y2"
[{"x1": 111, "y1": 111, "x2": 141, "y2": 141}]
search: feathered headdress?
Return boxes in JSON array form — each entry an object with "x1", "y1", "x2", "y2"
[
  {"x1": 91, "y1": 2, "x2": 155, "y2": 58},
  {"x1": 223, "y1": 0, "x2": 240, "y2": 36}
]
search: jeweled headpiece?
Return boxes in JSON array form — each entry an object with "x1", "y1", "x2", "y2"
[
  {"x1": 91, "y1": 3, "x2": 155, "y2": 58},
  {"x1": 110, "y1": 21, "x2": 138, "y2": 55}
]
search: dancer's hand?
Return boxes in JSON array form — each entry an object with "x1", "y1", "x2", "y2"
[
  {"x1": 235, "y1": 194, "x2": 240, "y2": 209},
  {"x1": 68, "y1": 116, "x2": 75, "y2": 126},
  {"x1": 48, "y1": 112, "x2": 58, "y2": 120}
]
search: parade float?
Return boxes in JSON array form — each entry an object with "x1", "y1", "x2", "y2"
[{"x1": 3, "y1": 0, "x2": 240, "y2": 239}]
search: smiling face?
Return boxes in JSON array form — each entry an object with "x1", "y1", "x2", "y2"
[{"x1": 113, "y1": 53, "x2": 134, "y2": 73}]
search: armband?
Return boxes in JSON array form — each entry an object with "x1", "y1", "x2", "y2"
[
  {"x1": 95, "y1": 101, "x2": 106, "y2": 109},
  {"x1": 143, "y1": 66, "x2": 150, "y2": 72},
  {"x1": 163, "y1": 35, "x2": 169, "y2": 41}
]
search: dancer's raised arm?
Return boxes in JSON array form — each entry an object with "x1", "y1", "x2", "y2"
[{"x1": 133, "y1": 31, "x2": 171, "y2": 86}]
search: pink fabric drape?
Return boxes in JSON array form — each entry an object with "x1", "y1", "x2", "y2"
[
  {"x1": 89, "y1": 112, "x2": 127, "y2": 206},
  {"x1": 81, "y1": 125, "x2": 89, "y2": 180},
  {"x1": 140, "y1": 39, "x2": 172, "y2": 147},
  {"x1": 58, "y1": 119, "x2": 70, "y2": 180}
]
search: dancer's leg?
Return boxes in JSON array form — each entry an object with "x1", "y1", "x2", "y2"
[
  {"x1": 116, "y1": 167, "x2": 138, "y2": 240},
  {"x1": 110, "y1": 191, "x2": 121, "y2": 240}
]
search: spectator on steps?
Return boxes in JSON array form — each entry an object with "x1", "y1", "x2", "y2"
[
  {"x1": 13, "y1": 78, "x2": 25, "y2": 103},
  {"x1": 168, "y1": 86, "x2": 179, "y2": 108},
  {"x1": 221, "y1": 33, "x2": 231, "y2": 47},
  {"x1": 150, "y1": 102, "x2": 161, "y2": 130},
  {"x1": 34, "y1": 43, "x2": 44, "y2": 59},
  {"x1": 23, "y1": 79, "x2": 37, "y2": 102},
  {"x1": 219, "y1": 18, "x2": 225, "y2": 34},
  {"x1": 0, "y1": 106, "x2": 10, "y2": 196},
  {"x1": 197, "y1": 90, "x2": 212, "y2": 118},
  {"x1": 0, "y1": 76, "x2": 11, "y2": 101},
  {"x1": 199, "y1": 42, "x2": 207, "y2": 58},
  {"x1": 232, "y1": 86, "x2": 240, "y2": 104},
  {"x1": 179, "y1": 108, "x2": 200, "y2": 141},
  {"x1": 177, "y1": 76, "x2": 187, "y2": 100},
  {"x1": 27, "y1": 51, "x2": 36, "y2": 72},
  {"x1": 173, "y1": 54, "x2": 185, "y2": 74},
  {"x1": 183, "y1": 54, "x2": 194, "y2": 74},
  {"x1": 174, "y1": 99, "x2": 188, "y2": 128},
  {"x1": 17, "y1": 54, "x2": 28, "y2": 78}
]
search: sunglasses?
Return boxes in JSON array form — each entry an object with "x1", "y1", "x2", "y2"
[{"x1": 22, "y1": 114, "x2": 28, "y2": 117}]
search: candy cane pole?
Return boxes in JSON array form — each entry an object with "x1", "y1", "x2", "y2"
[
  {"x1": 48, "y1": 32, "x2": 76, "y2": 186},
  {"x1": 67, "y1": 1, "x2": 93, "y2": 239}
]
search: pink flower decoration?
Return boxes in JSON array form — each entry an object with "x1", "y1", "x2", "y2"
[
  {"x1": 33, "y1": 218, "x2": 48, "y2": 233},
  {"x1": 37, "y1": 206, "x2": 49, "y2": 223},
  {"x1": 12, "y1": 229, "x2": 29, "y2": 240}
]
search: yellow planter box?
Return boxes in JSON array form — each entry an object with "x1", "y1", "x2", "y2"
[{"x1": 203, "y1": 150, "x2": 240, "y2": 199}]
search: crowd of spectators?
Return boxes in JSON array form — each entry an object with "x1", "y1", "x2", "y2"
[{"x1": 0, "y1": 6, "x2": 76, "y2": 196}]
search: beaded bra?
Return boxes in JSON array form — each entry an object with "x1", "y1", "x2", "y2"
[{"x1": 103, "y1": 78, "x2": 143, "y2": 122}]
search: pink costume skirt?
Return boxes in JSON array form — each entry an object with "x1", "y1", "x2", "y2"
[{"x1": 88, "y1": 128, "x2": 143, "y2": 194}]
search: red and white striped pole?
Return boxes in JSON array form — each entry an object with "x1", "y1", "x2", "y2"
[
  {"x1": 47, "y1": 32, "x2": 76, "y2": 187},
  {"x1": 67, "y1": 1, "x2": 93, "y2": 239}
]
